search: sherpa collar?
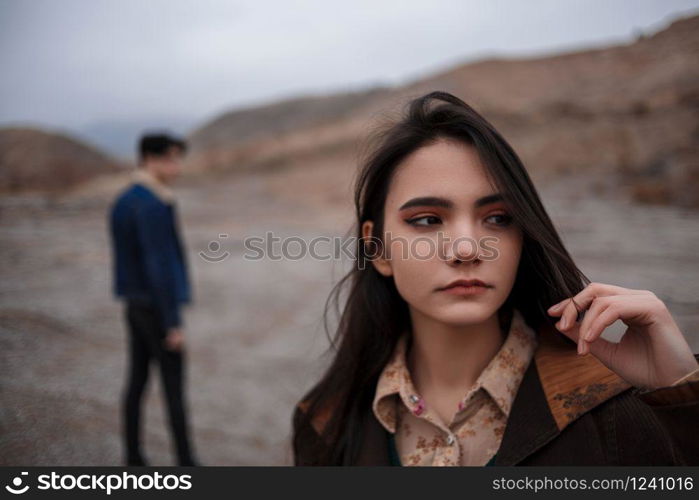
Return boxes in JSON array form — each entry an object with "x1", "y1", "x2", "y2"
[{"x1": 131, "y1": 168, "x2": 176, "y2": 204}]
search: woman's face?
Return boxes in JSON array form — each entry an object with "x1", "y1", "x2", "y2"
[{"x1": 363, "y1": 138, "x2": 523, "y2": 326}]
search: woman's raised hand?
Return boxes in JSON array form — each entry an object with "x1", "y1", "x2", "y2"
[{"x1": 547, "y1": 282, "x2": 699, "y2": 391}]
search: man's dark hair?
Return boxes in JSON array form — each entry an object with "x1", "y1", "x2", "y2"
[{"x1": 138, "y1": 133, "x2": 187, "y2": 165}]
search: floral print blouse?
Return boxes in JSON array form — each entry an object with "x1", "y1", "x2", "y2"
[{"x1": 372, "y1": 308, "x2": 538, "y2": 466}]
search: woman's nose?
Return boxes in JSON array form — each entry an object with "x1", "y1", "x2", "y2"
[{"x1": 443, "y1": 235, "x2": 481, "y2": 265}]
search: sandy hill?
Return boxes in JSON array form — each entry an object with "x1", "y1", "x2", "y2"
[
  {"x1": 3, "y1": 14, "x2": 697, "y2": 207},
  {"x1": 0, "y1": 128, "x2": 123, "y2": 194},
  {"x1": 188, "y1": 13, "x2": 699, "y2": 207}
]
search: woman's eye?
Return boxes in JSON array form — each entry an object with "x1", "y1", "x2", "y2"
[
  {"x1": 485, "y1": 213, "x2": 513, "y2": 226},
  {"x1": 406, "y1": 215, "x2": 442, "y2": 227}
]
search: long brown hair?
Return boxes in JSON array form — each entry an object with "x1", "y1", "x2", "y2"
[{"x1": 293, "y1": 91, "x2": 589, "y2": 465}]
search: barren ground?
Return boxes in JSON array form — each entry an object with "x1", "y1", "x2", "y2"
[{"x1": 1, "y1": 161, "x2": 698, "y2": 465}]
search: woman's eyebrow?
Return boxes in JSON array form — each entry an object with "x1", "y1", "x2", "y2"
[
  {"x1": 398, "y1": 196, "x2": 452, "y2": 211},
  {"x1": 474, "y1": 193, "x2": 504, "y2": 208},
  {"x1": 398, "y1": 193, "x2": 504, "y2": 211}
]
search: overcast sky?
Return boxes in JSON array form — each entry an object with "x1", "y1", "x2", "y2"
[{"x1": 2, "y1": 0, "x2": 699, "y2": 135}]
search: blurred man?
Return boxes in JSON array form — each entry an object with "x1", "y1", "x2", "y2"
[{"x1": 109, "y1": 133, "x2": 198, "y2": 466}]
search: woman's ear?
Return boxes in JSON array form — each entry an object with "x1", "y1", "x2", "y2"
[{"x1": 361, "y1": 220, "x2": 393, "y2": 277}]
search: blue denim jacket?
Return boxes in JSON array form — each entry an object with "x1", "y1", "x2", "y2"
[{"x1": 109, "y1": 182, "x2": 191, "y2": 328}]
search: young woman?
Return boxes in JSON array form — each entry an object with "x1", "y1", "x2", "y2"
[{"x1": 292, "y1": 91, "x2": 699, "y2": 466}]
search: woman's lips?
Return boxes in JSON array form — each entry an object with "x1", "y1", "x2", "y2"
[
  {"x1": 439, "y1": 284, "x2": 490, "y2": 296},
  {"x1": 437, "y1": 279, "x2": 493, "y2": 296}
]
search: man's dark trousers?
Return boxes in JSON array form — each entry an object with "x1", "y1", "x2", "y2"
[{"x1": 123, "y1": 299, "x2": 194, "y2": 465}]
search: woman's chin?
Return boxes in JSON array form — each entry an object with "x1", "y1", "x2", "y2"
[{"x1": 427, "y1": 303, "x2": 497, "y2": 327}]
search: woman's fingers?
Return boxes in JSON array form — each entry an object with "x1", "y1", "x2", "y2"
[
  {"x1": 548, "y1": 283, "x2": 654, "y2": 356},
  {"x1": 578, "y1": 299, "x2": 620, "y2": 355},
  {"x1": 548, "y1": 283, "x2": 615, "y2": 328},
  {"x1": 549, "y1": 282, "x2": 649, "y2": 330},
  {"x1": 559, "y1": 297, "x2": 583, "y2": 332},
  {"x1": 583, "y1": 303, "x2": 620, "y2": 345},
  {"x1": 578, "y1": 294, "x2": 656, "y2": 356},
  {"x1": 575, "y1": 295, "x2": 613, "y2": 352},
  {"x1": 580, "y1": 329, "x2": 617, "y2": 358}
]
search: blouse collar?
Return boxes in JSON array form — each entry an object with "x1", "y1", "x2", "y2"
[{"x1": 372, "y1": 308, "x2": 538, "y2": 433}]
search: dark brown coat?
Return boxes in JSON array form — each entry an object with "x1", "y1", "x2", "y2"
[{"x1": 292, "y1": 323, "x2": 699, "y2": 465}]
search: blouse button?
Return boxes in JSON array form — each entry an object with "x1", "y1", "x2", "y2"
[
  {"x1": 446, "y1": 434, "x2": 456, "y2": 446},
  {"x1": 413, "y1": 400, "x2": 425, "y2": 416}
]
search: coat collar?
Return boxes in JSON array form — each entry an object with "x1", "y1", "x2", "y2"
[
  {"x1": 533, "y1": 321, "x2": 632, "y2": 432},
  {"x1": 131, "y1": 168, "x2": 176, "y2": 204},
  {"x1": 492, "y1": 320, "x2": 633, "y2": 464},
  {"x1": 301, "y1": 317, "x2": 633, "y2": 465}
]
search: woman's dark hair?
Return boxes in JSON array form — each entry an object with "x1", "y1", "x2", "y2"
[{"x1": 293, "y1": 91, "x2": 590, "y2": 465}]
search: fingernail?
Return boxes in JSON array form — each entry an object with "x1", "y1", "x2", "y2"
[{"x1": 577, "y1": 340, "x2": 584, "y2": 355}]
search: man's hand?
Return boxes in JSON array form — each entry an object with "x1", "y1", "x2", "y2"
[{"x1": 164, "y1": 327, "x2": 185, "y2": 352}]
